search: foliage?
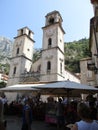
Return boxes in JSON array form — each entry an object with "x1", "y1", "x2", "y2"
[
  {"x1": 64, "y1": 38, "x2": 91, "y2": 73},
  {"x1": 0, "y1": 63, "x2": 10, "y2": 75},
  {"x1": 0, "y1": 81, "x2": 6, "y2": 88},
  {"x1": 32, "y1": 48, "x2": 42, "y2": 63}
]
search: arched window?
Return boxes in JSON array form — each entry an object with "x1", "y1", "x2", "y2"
[
  {"x1": 47, "y1": 61, "x2": 51, "y2": 73},
  {"x1": 49, "y1": 17, "x2": 54, "y2": 24},
  {"x1": 60, "y1": 62, "x2": 62, "y2": 74},
  {"x1": 13, "y1": 67, "x2": 16, "y2": 74},
  {"x1": 96, "y1": 20, "x2": 98, "y2": 32},
  {"x1": 16, "y1": 47, "x2": 19, "y2": 54},
  {"x1": 48, "y1": 38, "x2": 52, "y2": 48},
  {"x1": 28, "y1": 30, "x2": 31, "y2": 37},
  {"x1": 37, "y1": 65, "x2": 41, "y2": 72},
  {"x1": 21, "y1": 29, "x2": 23, "y2": 35}
]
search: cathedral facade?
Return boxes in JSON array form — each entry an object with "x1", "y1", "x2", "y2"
[{"x1": 7, "y1": 11, "x2": 80, "y2": 86}]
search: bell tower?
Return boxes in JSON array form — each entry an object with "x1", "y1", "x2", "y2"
[
  {"x1": 40, "y1": 11, "x2": 65, "y2": 82},
  {"x1": 7, "y1": 27, "x2": 35, "y2": 86}
]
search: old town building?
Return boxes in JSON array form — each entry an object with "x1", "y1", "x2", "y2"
[{"x1": 80, "y1": 0, "x2": 98, "y2": 87}]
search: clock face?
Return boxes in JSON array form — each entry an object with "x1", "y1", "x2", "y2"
[
  {"x1": 16, "y1": 40, "x2": 22, "y2": 46},
  {"x1": 46, "y1": 29, "x2": 54, "y2": 36}
]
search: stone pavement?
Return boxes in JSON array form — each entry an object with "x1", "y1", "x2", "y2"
[{"x1": 5, "y1": 116, "x2": 57, "y2": 130}]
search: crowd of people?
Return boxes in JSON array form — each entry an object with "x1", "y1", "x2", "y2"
[{"x1": 0, "y1": 92, "x2": 98, "y2": 130}]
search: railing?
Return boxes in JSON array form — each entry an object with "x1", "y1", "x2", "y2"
[{"x1": 19, "y1": 71, "x2": 40, "y2": 82}]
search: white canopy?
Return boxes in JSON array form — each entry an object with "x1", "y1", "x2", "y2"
[
  {"x1": 31, "y1": 80, "x2": 98, "y2": 96},
  {"x1": 0, "y1": 84, "x2": 43, "y2": 92},
  {"x1": 0, "y1": 81, "x2": 98, "y2": 97}
]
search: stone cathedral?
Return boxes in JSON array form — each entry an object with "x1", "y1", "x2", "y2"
[{"x1": 7, "y1": 11, "x2": 80, "y2": 86}]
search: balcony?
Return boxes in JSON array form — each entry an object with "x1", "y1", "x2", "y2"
[{"x1": 19, "y1": 71, "x2": 40, "y2": 83}]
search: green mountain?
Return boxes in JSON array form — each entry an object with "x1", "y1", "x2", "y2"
[{"x1": 64, "y1": 38, "x2": 91, "y2": 73}]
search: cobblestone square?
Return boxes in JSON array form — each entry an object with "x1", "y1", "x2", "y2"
[{"x1": 6, "y1": 116, "x2": 57, "y2": 130}]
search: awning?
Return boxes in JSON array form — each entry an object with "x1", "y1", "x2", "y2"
[{"x1": 31, "y1": 80, "x2": 98, "y2": 97}]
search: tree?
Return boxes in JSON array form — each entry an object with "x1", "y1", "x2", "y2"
[{"x1": 0, "y1": 81, "x2": 6, "y2": 88}]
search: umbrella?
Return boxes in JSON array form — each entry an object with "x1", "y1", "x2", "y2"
[
  {"x1": 0, "y1": 84, "x2": 42, "y2": 92},
  {"x1": 31, "y1": 80, "x2": 98, "y2": 97},
  {"x1": 1, "y1": 81, "x2": 98, "y2": 97}
]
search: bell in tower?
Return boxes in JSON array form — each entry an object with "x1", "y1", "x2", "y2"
[{"x1": 45, "y1": 10, "x2": 63, "y2": 26}]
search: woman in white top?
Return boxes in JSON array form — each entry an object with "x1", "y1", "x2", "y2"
[{"x1": 71, "y1": 102, "x2": 98, "y2": 130}]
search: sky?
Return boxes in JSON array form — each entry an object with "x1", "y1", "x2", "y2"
[{"x1": 0, "y1": 0, "x2": 94, "y2": 48}]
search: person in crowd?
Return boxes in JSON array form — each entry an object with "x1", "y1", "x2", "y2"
[
  {"x1": 89, "y1": 101, "x2": 97, "y2": 120},
  {"x1": 0, "y1": 99, "x2": 5, "y2": 130},
  {"x1": 1, "y1": 94, "x2": 8, "y2": 115},
  {"x1": 21, "y1": 98, "x2": 33, "y2": 130},
  {"x1": 56, "y1": 98, "x2": 65, "y2": 130},
  {"x1": 65, "y1": 101, "x2": 77, "y2": 124},
  {"x1": 71, "y1": 102, "x2": 98, "y2": 130}
]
